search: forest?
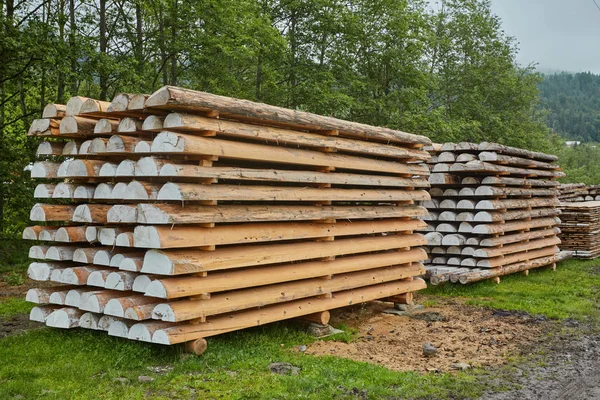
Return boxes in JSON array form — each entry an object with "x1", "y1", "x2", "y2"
[
  {"x1": 539, "y1": 72, "x2": 600, "y2": 142},
  {"x1": 0, "y1": 0, "x2": 579, "y2": 244}
]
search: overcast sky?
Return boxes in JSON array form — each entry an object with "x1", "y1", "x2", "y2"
[{"x1": 490, "y1": 0, "x2": 600, "y2": 73}]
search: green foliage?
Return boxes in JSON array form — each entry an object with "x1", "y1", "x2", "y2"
[
  {"x1": 423, "y1": 259, "x2": 600, "y2": 321},
  {"x1": 3, "y1": 271, "x2": 25, "y2": 286}
]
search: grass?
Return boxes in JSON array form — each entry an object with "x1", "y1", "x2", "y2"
[
  {"x1": 0, "y1": 298, "x2": 32, "y2": 318},
  {"x1": 0, "y1": 239, "x2": 30, "y2": 275},
  {"x1": 0, "y1": 258, "x2": 598, "y2": 399},
  {"x1": 0, "y1": 323, "x2": 487, "y2": 399},
  {"x1": 422, "y1": 259, "x2": 600, "y2": 321}
]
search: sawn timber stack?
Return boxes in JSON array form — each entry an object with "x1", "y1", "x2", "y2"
[
  {"x1": 558, "y1": 201, "x2": 600, "y2": 259},
  {"x1": 24, "y1": 86, "x2": 431, "y2": 353},
  {"x1": 423, "y1": 142, "x2": 565, "y2": 285}
]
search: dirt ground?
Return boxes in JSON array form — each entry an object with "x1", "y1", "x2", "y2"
[{"x1": 307, "y1": 300, "x2": 545, "y2": 372}]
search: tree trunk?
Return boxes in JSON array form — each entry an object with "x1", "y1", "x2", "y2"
[
  {"x1": 135, "y1": 2, "x2": 143, "y2": 76},
  {"x1": 69, "y1": 0, "x2": 77, "y2": 94},
  {"x1": 99, "y1": 0, "x2": 107, "y2": 100}
]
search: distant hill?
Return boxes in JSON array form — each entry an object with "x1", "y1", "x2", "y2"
[{"x1": 539, "y1": 72, "x2": 600, "y2": 142}]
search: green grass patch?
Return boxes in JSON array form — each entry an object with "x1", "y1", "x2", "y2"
[
  {"x1": 423, "y1": 259, "x2": 600, "y2": 321},
  {"x1": 0, "y1": 298, "x2": 32, "y2": 318},
  {"x1": 0, "y1": 323, "x2": 490, "y2": 399}
]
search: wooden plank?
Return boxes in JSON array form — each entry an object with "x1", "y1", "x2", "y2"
[
  {"x1": 134, "y1": 218, "x2": 427, "y2": 249},
  {"x1": 473, "y1": 236, "x2": 560, "y2": 258},
  {"x1": 141, "y1": 234, "x2": 427, "y2": 275},
  {"x1": 146, "y1": 86, "x2": 431, "y2": 146},
  {"x1": 150, "y1": 131, "x2": 430, "y2": 176},
  {"x1": 477, "y1": 246, "x2": 558, "y2": 268},
  {"x1": 163, "y1": 113, "x2": 430, "y2": 160},
  {"x1": 475, "y1": 198, "x2": 559, "y2": 210},
  {"x1": 478, "y1": 151, "x2": 558, "y2": 169}
]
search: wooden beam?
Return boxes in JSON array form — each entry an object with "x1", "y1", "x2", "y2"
[
  {"x1": 147, "y1": 253, "x2": 426, "y2": 300},
  {"x1": 150, "y1": 278, "x2": 427, "y2": 344},
  {"x1": 157, "y1": 182, "x2": 430, "y2": 203},
  {"x1": 150, "y1": 131, "x2": 430, "y2": 176},
  {"x1": 141, "y1": 234, "x2": 426, "y2": 275},
  {"x1": 146, "y1": 86, "x2": 431, "y2": 146},
  {"x1": 133, "y1": 219, "x2": 426, "y2": 249},
  {"x1": 136, "y1": 204, "x2": 427, "y2": 225},
  {"x1": 163, "y1": 113, "x2": 430, "y2": 160},
  {"x1": 152, "y1": 264, "x2": 425, "y2": 321}
]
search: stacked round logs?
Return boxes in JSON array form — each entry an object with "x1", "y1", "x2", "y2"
[
  {"x1": 24, "y1": 87, "x2": 431, "y2": 353},
  {"x1": 559, "y1": 201, "x2": 600, "y2": 259},
  {"x1": 422, "y1": 142, "x2": 565, "y2": 285},
  {"x1": 558, "y1": 183, "x2": 600, "y2": 202}
]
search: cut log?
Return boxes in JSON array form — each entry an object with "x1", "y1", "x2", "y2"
[
  {"x1": 55, "y1": 226, "x2": 88, "y2": 243},
  {"x1": 142, "y1": 115, "x2": 164, "y2": 131},
  {"x1": 474, "y1": 208, "x2": 560, "y2": 222},
  {"x1": 79, "y1": 312, "x2": 101, "y2": 330},
  {"x1": 459, "y1": 255, "x2": 557, "y2": 284},
  {"x1": 28, "y1": 262, "x2": 65, "y2": 281},
  {"x1": 80, "y1": 290, "x2": 128, "y2": 313},
  {"x1": 46, "y1": 307, "x2": 83, "y2": 328},
  {"x1": 108, "y1": 93, "x2": 135, "y2": 112},
  {"x1": 104, "y1": 295, "x2": 159, "y2": 318},
  {"x1": 43, "y1": 104, "x2": 67, "y2": 119},
  {"x1": 477, "y1": 246, "x2": 559, "y2": 268},
  {"x1": 28, "y1": 118, "x2": 60, "y2": 136},
  {"x1": 146, "y1": 86, "x2": 431, "y2": 146},
  {"x1": 150, "y1": 278, "x2": 427, "y2": 344},
  {"x1": 36, "y1": 141, "x2": 65, "y2": 157},
  {"x1": 152, "y1": 264, "x2": 424, "y2": 321},
  {"x1": 478, "y1": 142, "x2": 558, "y2": 162},
  {"x1": 30, "y1": 204, "x2": 76, "y2": 222},
  {"x1": 137, "y1": 203, "x2": 427, "y2": 225},
  {"x1": 141, "y1": 234, "x2": 427, "y2": 275},
  {"x1": 479, "y1": 227, "x2": 560, "y2": 247},
  {"x1": 129, "y1": 94, "x2": 149, "y2": 110},
  {"x1": 481, "y1": 176, "x2": 560, "y2": 188},
  {"x1": 124, "y1": 303, "x2": 156, "y2": 320},
  {"x1": 150, "y1": 131, "x2": 430, "y2": 176},
  {"x1": 478, "y1": 151, "x2": 558, "y2": 170},
  {"x1": 80, "y1": 98, "x2": 112, "y2": 114},
  {"x1": 147, "y1": 253, "x2": 425, "y2": 301},
  {"x1": 108, "y1": 320, "x2": 137, "y2": 338},
  {"x1": 28, "y1": 245, "x2": 49, "y2": 259},
  {"x1": 475, "y1": 198, "x2": 559, "y2": 211},
  {"x1": 471, "y1": 217, "x2": 560, "y2": 234},
  {"x1": 107, "y1": 135, "x2": 148, "y2": 153},
  {"x1": 118, "y1": 117, "x2": 143, "y2": 133},
  {"x1": 64, "y1": 159, "x2": 108, "y2": 178},
  {"x1": 45, "y1": 246, "x2": 77, "y2": 261},
  {"x1": 155, "y1": 162, "x2": 427, "y2": 187},
  {"x1": 133, "y1": 219, "x2": 426, "y2": 249},
  {"x1": 59, "y1": 116, "x2": 98, "y2": 136},
  {"x1": 107, "y1": 204, "x2": 138, "y2": 223},
  {"x1": 93, "y1": 119, "x2": 119, "y2": 134},
  {"x1": 157, "y1": 182, "x2": 429, "y2": 203},
  {"x1": 473, "y1": 236, "x2": 560, "y2": 258},
  {"x1": 31, "y1": 161, "x2": 60, "y2": 178},
  {"x1": 105, "y1": 271, "x2": 139, "y2": 291},
  {"x1": 163, "y1": 113, "x2": 430, "y2": 160},
  {"x1": 61, "y1": 266, "x2": 109, "y2": 285},
  {"x1": 72, "y1": 204, "x2": 113, "y2": 223},
  {"x1": 87, "y1": 269, "x2": 113, "y2": 287}
]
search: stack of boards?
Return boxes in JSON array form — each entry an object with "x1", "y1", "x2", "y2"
[
  {"x1": 24, "y1": 86, "x2": 432, "y2": 353},
  {"x1": 559, "y1": 201, "x2": 600, "y2": 259},
  {"x1": 422, "y1": 142, "x2": 565, "y2": 285},
  {"x1": 558, "y1": 183, "x2": 600, "y2": 203}
]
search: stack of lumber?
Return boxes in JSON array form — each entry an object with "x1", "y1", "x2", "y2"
[
  {"x1": 558, "y1": 183, "x2": 600, "y2": 202},
  {"x1": 422, "y1": 142, "x2": 564, "y2": 285},
  {"x1": 24, "y1": 86, "x2": 432, "y2": 353},
  {"x1": 559, "y1": 201, "x2": 600, "y2": 258}
]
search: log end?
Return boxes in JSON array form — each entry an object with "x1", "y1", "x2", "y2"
[
  {"x1": 108, "y1": 321, "x2": 131, "y2": 338},
  {"x1": 185, "y1": 338, "x2": 208, "y2": 355},
  {"x1": 157, "y1": 182, "x2": 183, "y2": 201},
  {"x1": 144, "y1": 280, "x2": 167, "y2": 299},
  {"x1": 132, "y1": 275, "x2": 153, "y2": 293},
  {"x1": 104, "y1": 299, "x2": 126, "y2": 318},
  {"x1": 79, "y1": 312, "x2": 100, "y2": 330},
  {"x1": 151, "y1": 303, "x2": 175, "y2": 321},
  {"x1": 141, "y1": 250, "x2": 174, "y2": 275}
]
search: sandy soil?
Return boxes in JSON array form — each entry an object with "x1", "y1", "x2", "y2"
[{"x1": 306, "y1": 300, "x2": 545, "y2": 372}]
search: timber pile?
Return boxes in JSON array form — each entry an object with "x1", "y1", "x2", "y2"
[
  {"x1": 558, "y1": 183, "x2": 600, "y2": 202},
  {"x1": 423, "y1": 142, "x2": 564, "y2": 285},
  {"x1": 24, "y1": 86, "x2": 431, "y2": 353},
  {"x1": 559, "y1": 201, "x2": 600, "y2": 258}
]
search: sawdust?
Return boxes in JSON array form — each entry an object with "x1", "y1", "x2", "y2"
[{"x1": 306, "y1": 300, "x2": 544, "y2": 372}]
